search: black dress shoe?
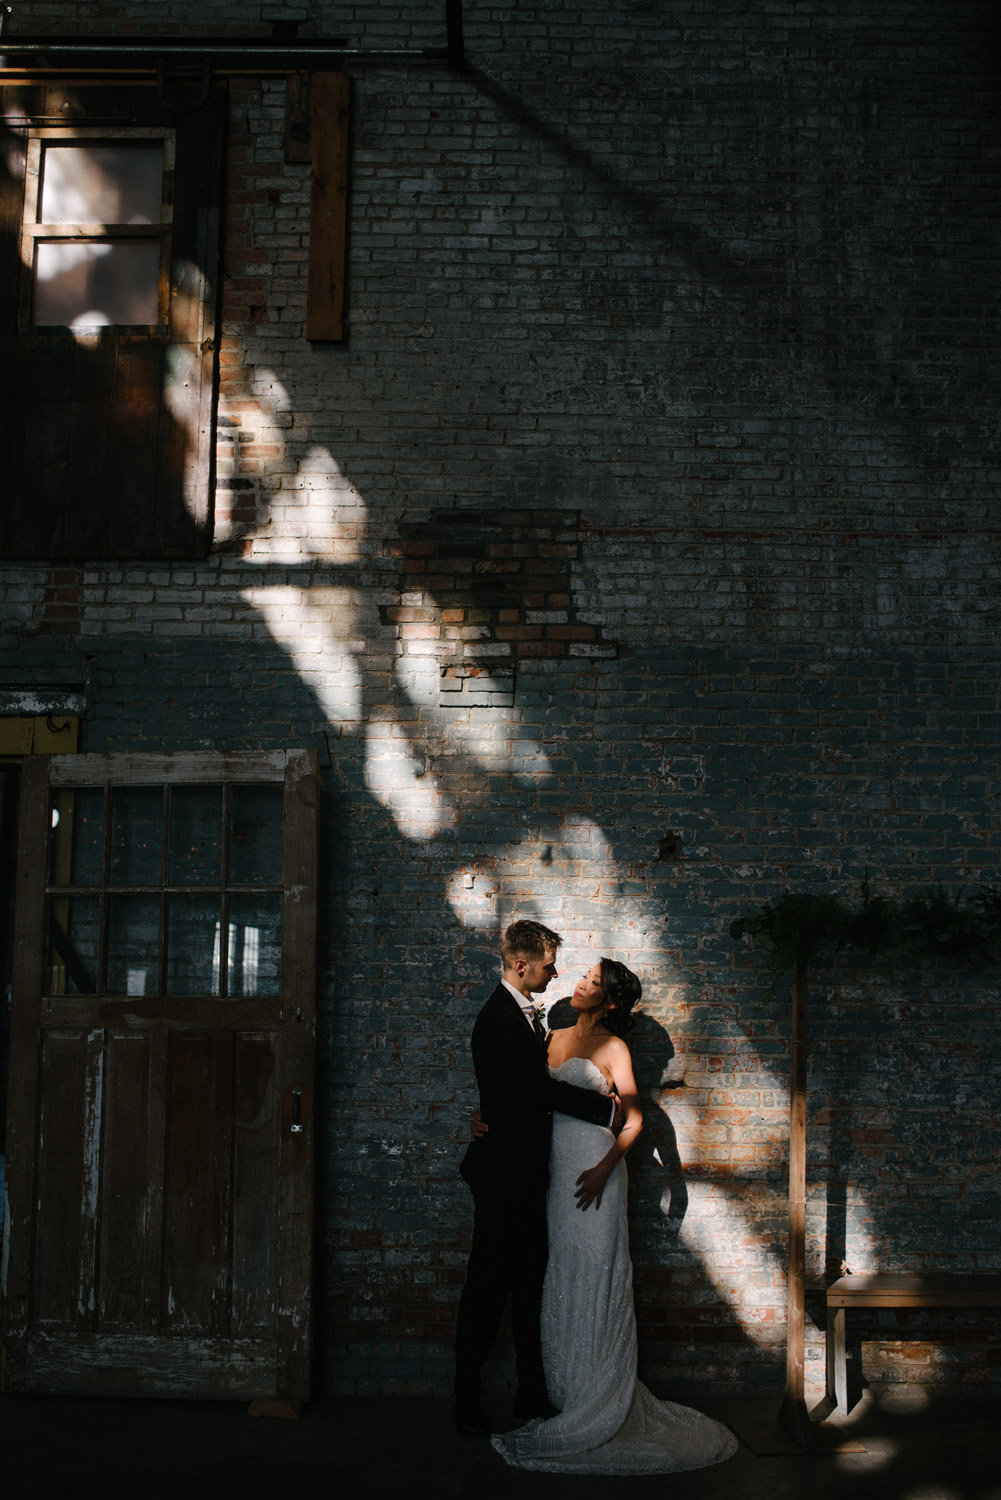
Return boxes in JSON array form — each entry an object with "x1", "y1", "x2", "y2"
[
  {"x1": 512, "y1": 1393, "x2": 559, "y2": 1420},
  {"x1": 453, "y1": 1398, "x2": 492, "y2": 1437}
]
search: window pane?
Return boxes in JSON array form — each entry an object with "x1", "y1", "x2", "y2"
[
  {"x1": 110, "y1": 788, "x2": 162, "y2": 885},
  {"x1": 227, "y1": 895, "x2": 282, "y2": 997},
  {"x1": 107, "y1": 894, "x2": 160, "y2": 996},
  {"x1": 48, "y1": 895, "x2": 100, "y2": 995},
  {"x1": 34, "y1": 240, "x2": 160, "y2": 328},
  {"x1": 169, "y1": 788, "x2": 222, "y2": 886},
  {"x1": 40, "y1": 144, "x2": 163, "y2": 225},
  {"x1": 167, "y1": 893, "x2": 221, "y2": 995},
  {"x1": 50, "y1": 788, "x2": 103, "y2": 887},
  {"x1": 229, "y1": 785, "x2": 283, "y2": 885}
]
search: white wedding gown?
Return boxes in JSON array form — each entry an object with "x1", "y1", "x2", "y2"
[{"x1": 492, "y1": 1057, "x2": 738, "y2": 1473}]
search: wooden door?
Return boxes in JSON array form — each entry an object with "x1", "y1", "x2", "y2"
[
  {"x1": 1, "y1": 750, "x2": 318, "y2": 1401},
  {"x1": 0, "y1": 83, "x2": 225, "y2": 559}
]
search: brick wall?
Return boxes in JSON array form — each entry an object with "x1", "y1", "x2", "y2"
[{"x1": 1, "y1": 1, "x2": 999, "y2": 1402}]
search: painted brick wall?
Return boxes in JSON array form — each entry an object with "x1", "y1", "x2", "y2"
[{"x1": 1, "y1": 1, "x2": 999, "y2": 1403}]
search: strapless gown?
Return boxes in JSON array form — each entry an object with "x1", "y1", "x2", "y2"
[{"x1": 491, "y1": 1056, "x2": 738, "y2": 1473}]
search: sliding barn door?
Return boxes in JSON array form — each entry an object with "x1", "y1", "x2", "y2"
[{"x1": 1, "y1": 751, "x2": 317, "y2": 1401}]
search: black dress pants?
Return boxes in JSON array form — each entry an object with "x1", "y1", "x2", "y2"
[{"x1": 453, "y1": 1184, "x2": 549, "y2": 1402}]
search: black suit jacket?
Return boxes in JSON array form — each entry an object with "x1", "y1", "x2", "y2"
[{"x1": 460, "y1": 982, "x2": 612, "y2": 1201}]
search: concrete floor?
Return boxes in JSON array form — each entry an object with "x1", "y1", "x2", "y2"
[{"x1": 2, "y1": 1388, "x2": 1000, "y2": 1500}]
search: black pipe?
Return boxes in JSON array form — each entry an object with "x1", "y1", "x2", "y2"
[
  {"x1": 446, "y1": 0, "x2": 465, "y2": 69},
  {"x1": 0, "y1": 37, "x2": 453, "y2": 63}
]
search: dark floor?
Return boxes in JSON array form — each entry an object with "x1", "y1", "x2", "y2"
[{"x1": 2, "y1": 1388, "x2": 1000, "y2": 1500}]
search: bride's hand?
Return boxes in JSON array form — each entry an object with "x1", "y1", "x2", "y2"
[
  {"x1": 574, "y1": 1153, "x2": 614, "y2": 1211},
  {"x1": 469, "y1": 1107, "x2": 488, "y2": 1140}
]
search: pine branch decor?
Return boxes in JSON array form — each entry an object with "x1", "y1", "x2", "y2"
[{"x1": 729, "y1": 877, "x2": 1001, "y2": 986}]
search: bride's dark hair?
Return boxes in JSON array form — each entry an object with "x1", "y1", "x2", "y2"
[{"x1": 599, "y1": 958, "x2": 642, "y2": 1037}]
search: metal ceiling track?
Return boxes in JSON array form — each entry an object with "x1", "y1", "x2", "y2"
[{"x1": 0, "y1": 1, "x2": 466, "y2": 77}]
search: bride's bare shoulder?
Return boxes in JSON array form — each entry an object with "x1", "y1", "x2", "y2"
[{"x1": 546, "y1": 1030, "x2": 572, "y2": 1065}]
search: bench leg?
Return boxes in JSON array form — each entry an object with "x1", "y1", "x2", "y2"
[{"x1": 826, "y1": 1306, "x2": 847, "y2": 1418}]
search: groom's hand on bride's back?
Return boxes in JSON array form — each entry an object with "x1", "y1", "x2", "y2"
[{"x1": 611, "y1": 1092, "x2": 625, "y2": 1132}]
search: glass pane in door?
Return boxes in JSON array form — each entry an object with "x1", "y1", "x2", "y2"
[
  {"x1": 227, "y1": 894, "x2": 282, "y2": 997},
  {"x1": 47, "y1": 895, "x2": 100, "y2": 994},
  {"x1": 166, "y1": 893, "x2": 222, "y2": 995},
  {"x1": 110, "y1": 788, "x2": 162, "y2": 885},
  {"x1": 50, "y1": 788, "x2": 104, "y2": 887},
  {"x1": 169, "y1": 788, "x2": 222, "y2": 886},
  {"x1": 229, "y1": 785, "x2": 283, "y2": 885},
  {"x1": 107, "y1": 894, "x2": 160, "y2": 995}
]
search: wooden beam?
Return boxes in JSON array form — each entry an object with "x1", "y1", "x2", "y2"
[
  {"x1": 306, "y1": 72, "x2": 349, "y2": 342},
  {"x1": 827, "y1": 1272, "x2": 1001, "y2": 1309}
]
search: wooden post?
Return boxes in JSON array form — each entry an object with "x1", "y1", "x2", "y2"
[
  {"x1": 725, "y1": 956, "x2": 866, "y2": 1456},
  {"x1": 778, "y1": 957, "x2": 811, "y2": 1444},
  {"x1": 306, "y1": 72, "x2": 350, "y2": 342}
]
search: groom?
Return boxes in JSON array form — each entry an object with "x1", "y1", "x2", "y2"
[{"x1": 453, "y1": 919, "x2": 620, "y2": 1437}]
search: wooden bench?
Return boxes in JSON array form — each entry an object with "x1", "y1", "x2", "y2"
[{"x1": 823, "y1": 1273, "x2": 1001, "y2": 1418}]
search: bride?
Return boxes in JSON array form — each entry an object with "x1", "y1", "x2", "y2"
[{"x1": 490, "y1": 957, "x2": 738, "y2": 1474}]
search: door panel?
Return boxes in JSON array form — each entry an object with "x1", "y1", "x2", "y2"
[{"x1": 1, "y1": 750, "x2": 317, "y2": 1400}]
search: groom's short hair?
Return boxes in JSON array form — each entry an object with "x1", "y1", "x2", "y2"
[{"x1": 500, "y1": 919, "x2": 563, "y2": 964}]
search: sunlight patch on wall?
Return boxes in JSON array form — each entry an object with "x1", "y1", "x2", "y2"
[
  {"x1": 553, "y1": 819, "x2": 622, "y2": 953},
  {"x1": 364, "y1": 722, "x2": 450, "y2": 841},
  {"x1": 244, "y1": 584, "x2": 363, "y2": 725},
  {"x1": 396, "y1": 677, "x2": 554, "y2": 780},
  {"x1": 264, "y1": 444, "x2": 366, "y2": 563},
  {"x1": 446, "y1": 866, "x2": 500, "y2": 930},
  {"x1": 249, "y1": 366, "x2": 292, "y2": 414},
  {"x1": 678, "y1": 1181, "x2": 785, "y2": 1350}
]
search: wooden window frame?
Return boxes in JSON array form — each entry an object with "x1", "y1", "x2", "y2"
[{"x1": 19, "y1": 126, "x2": 175, "y2": 332}]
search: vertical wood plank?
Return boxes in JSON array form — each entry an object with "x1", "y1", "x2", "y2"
[
  {"x1": 2, "y1": 756, "x2": 51, "y2": 1375},
  {"x1": 20, "y1": 335, "x2": 74, "y2": 555},
  {"x1": 231, "y1": 1032, "x2": 279, "y2": 1335},
  {"x1": 33, "y1": 1032, "x2": 97, "y2": 1328},
  {"x1": 0, "y1": 101, "x2": 28, "y2": 551},
  {"x1": 779, "y1": 958, "x2": 810, "y2": 1444},
  {"x1": 275, "y1": 749, "x2": 319, "y2": 1399},
  {"x1": 111, "y1": 338, "x2": 164, "y2": 556},
  {"x1": 61, "y1": 334, "x2": 119, "y2": 556},
  {"x1": 99, "y1": 1031, "x2": 153, "y2": 1329},
  {"x1": 142, "y1": 1024, "x2": 170, "y2": 1332},
  {"x1": 827, "y1": 1306, "x2": 847, "y2": 1418},
  {"x1": 162, "y1": 1029, "x2": 233, "y2": 1334},
  {"x1": 306, "y1": 73, "x2": 350, "y2": 342},
  {"x1": 77, "y1": 1029, "x2": 105, "y2": 1328}
]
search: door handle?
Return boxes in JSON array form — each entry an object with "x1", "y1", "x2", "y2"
[{"x1": 291, "y1": 1086, "x2": 304, "y2": 1134}]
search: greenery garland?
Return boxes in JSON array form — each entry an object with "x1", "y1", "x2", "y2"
[{"x1": 729, "y1": 876, "x2": 1001, "y2": 988}]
